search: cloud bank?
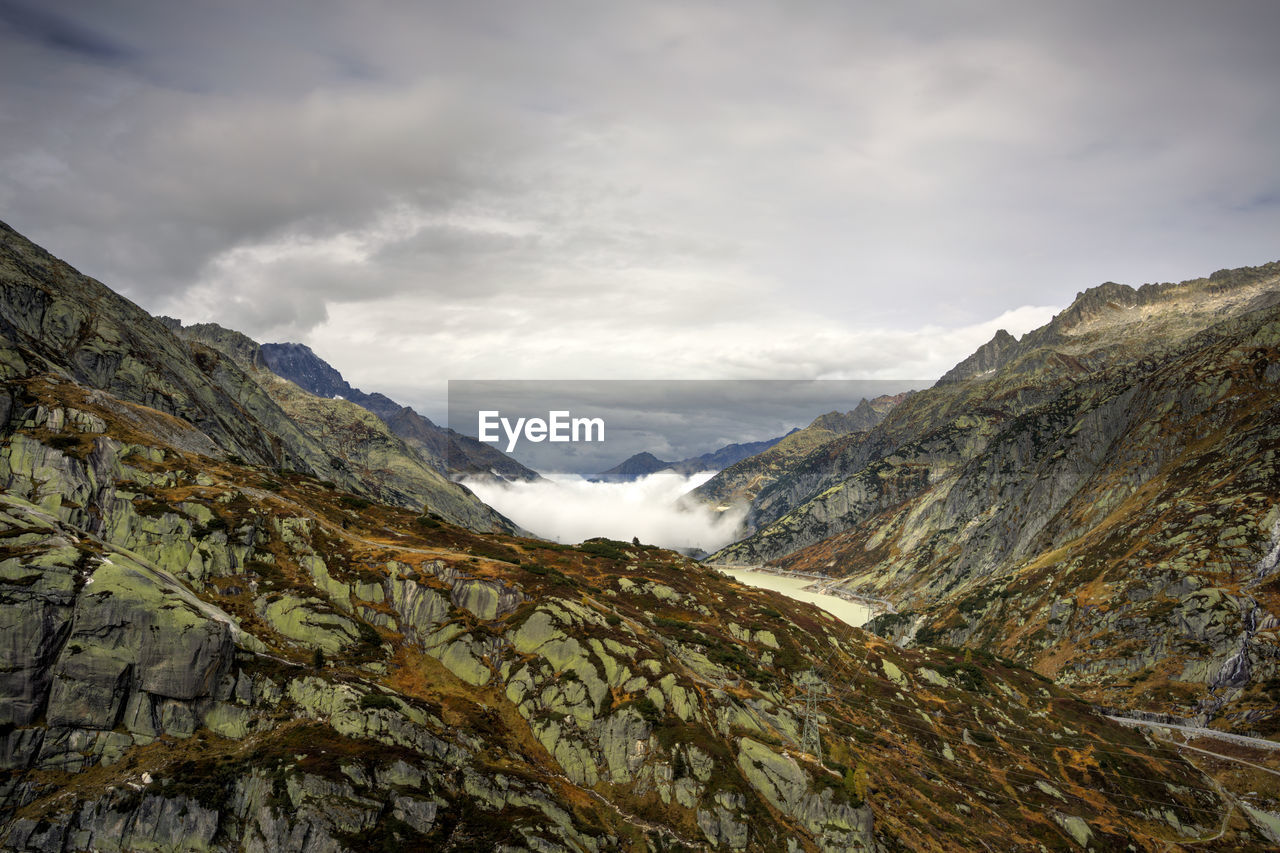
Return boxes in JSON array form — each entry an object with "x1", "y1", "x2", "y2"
[{"x1": 462, "y1": 471, "x2": 746, "y2": 554}]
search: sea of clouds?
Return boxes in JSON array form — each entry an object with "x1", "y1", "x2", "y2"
[{"x1": 461, "y1": 470, "x2": 747, "y2": 554}]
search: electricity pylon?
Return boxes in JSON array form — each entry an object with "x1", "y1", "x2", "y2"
[{"x1": 798, "y1": 670, "x2": 829, "y2": 760}]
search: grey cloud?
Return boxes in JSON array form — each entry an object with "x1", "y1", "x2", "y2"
[
  {"x1": 0, "y1": 0, "x2": 137, "y2": 64},
  {"x1": 1, "y1": 1, "x2": 1277, "y2": 386}
]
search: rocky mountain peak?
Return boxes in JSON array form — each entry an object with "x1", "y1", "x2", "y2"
[
  {"x1": 594, "y1": 450, "x2": 670, "y2": 480},
  {"x1": 259, "y1": 341, "x2": 352, "y2": 401},
  {"x1": 1052, "y1": 280, "x2": 1142, "y2": 331},
  {"x1": 1048, "y1": 261, "x2": 1280, "y2": 340},
  {"x1": 176, "y1": 321, "x2": 269, "y2": 371},
  {"x1": 935, "y1": 328, "x2": 1019, "y2": 385},
  {"x1": 809, "y1": 395, "x2": 896, "y2": 434}
]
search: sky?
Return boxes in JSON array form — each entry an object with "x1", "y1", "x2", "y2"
[{"x1": 2, "y1": 0, "x2": 1278, "y2": 418}]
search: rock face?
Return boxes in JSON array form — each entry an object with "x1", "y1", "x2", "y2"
[
  {"x1": 935, "y1": 328, "x2": 1018, "y2": 385},
  {"x1": 259, "y1": 342, "x2": 398, "y2": 417},
  {"x1": 708, "y1": 262, "x2": 1280, "y2": 730},
  {"x1": 0, "y1": 222, "x2": 328, "y2": 477},
  {"x1": 807, "y1": 394, "x2": 905, "y2": 435}
]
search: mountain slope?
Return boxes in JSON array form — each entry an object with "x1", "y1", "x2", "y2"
[
  {"x1": 0, "y1": 219, "x2": 509, "y2": 533},
  {"x1": 709, "y1": 262, "x2": 1280, "y2": 730},
  {"x1": 260, "y1": 341, "x2": 541, "y2": 482},
  {"x1": 0, "y1": 221, "x2": 336, "y2": 478},
  {"x1": 173, "y1": 322, "x2": 515, "y2": 533},
  {"x1": 0, "y1": 378, "x2": 1253, "y2": 850},
  {"x1": 259, "y1": 341, "x2": 403, "y2": 420},
  {"x1": 739, "y1": 269, "x2": 1280, "y2": 540},
  {"x1": 692, "y1": 394, "x2": 909, "y2": 515}
]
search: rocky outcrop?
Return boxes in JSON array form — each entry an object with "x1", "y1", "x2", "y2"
[
  {"x1": 0, "y1": 498, "x2": 244, "y2": 773},
  {"x1": 736, "y1": 738, "x2": 874, "y2": 851},
  {"x1": 808, "y1": 394, "x2": 906, "y2": 435}
]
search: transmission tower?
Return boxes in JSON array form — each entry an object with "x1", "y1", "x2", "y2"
[{"x1": 798, "y1": 670, "x2": 829, "y2": 760}]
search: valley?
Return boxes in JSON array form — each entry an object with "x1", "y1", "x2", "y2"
[{"x1": 2, "y1": 220, "x2": 1280, "y2": 849}]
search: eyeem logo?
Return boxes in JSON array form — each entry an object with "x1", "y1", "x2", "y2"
[{"x1": 478, "y1": 410, "x2": 605, "y2": 452}]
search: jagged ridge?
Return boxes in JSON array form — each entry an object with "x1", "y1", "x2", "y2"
[{"x1": 709, "y1": 262, "x2": 1280, "y2": 733}]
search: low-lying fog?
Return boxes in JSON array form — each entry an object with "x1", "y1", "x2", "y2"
[{"x1": 461, "y1": 470, "x2": 747, "y2": 553}]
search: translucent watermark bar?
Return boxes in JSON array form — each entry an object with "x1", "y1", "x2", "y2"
[{"x1": 447, "y1": 379, "x2": 928, "y2": 476}]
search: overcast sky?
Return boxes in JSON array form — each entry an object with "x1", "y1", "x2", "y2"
[{"x1": 2, "y1": 1, "x2": 1278, "y2": 416}]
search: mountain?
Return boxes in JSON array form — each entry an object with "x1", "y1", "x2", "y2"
[
  {"x1": 172, "y1": 322, "x2": 516, "y2": 532},
  {"x1": 0, "y1": 218, "x2": 512, "y2": 536},
  {"x1": 594, "y1": 450, "x2": 672, "y2": 480},
  {"x1": 259, "y1": 341, "x2": 404, "y2": 419},
  {"x1": 3, "y1": 220, "x2": 1264, "y2": 849},
  {"x1": 593, "y1": 434, "x2": 799, "y2": 483},
  {"x1": 935, "y1": 328, "x2": 1018, "y2": 385},
  {"x1": 258, "y1": 341, "x2": 542, "y2": 483},
  {"x1": 692, "y1": 394, "x2": 910, "y2": 515},
  {"x1": 708, "y1": 262, "x2": 1280, "y2": 733},
  {"x1": 673, "y1": 430, "x2": 802, "y2": 474},
  {"x1": 809, "y1": 395, "x2": 905, "y2": 433}
]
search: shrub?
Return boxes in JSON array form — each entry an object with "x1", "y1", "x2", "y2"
[
  {"x1": 843, "y1": 764, "x2": 869, "y2": 805},
  {"x1": 578, "y1": 539, "x2": 629, "y2": 561},
  {"x1": 359, "y1": 693, "x2": 400, "y2": 711},
  {"x1": 356, "y1": 621, "x2": 383, "y2": 649},
  {"x1": 45, "y1": 434, "x2": 82, "y2": 452},
  {"x1": 627, "y1": 696, "x2": 662, "y2": 724}
]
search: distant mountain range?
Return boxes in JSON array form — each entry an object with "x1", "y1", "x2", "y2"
[
  {"x1": 591, "y1": 431, "x2": 799, "y2": 481},
  {"x1": 593, "y1": 396, "x2": 908, "y2": 483}
]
